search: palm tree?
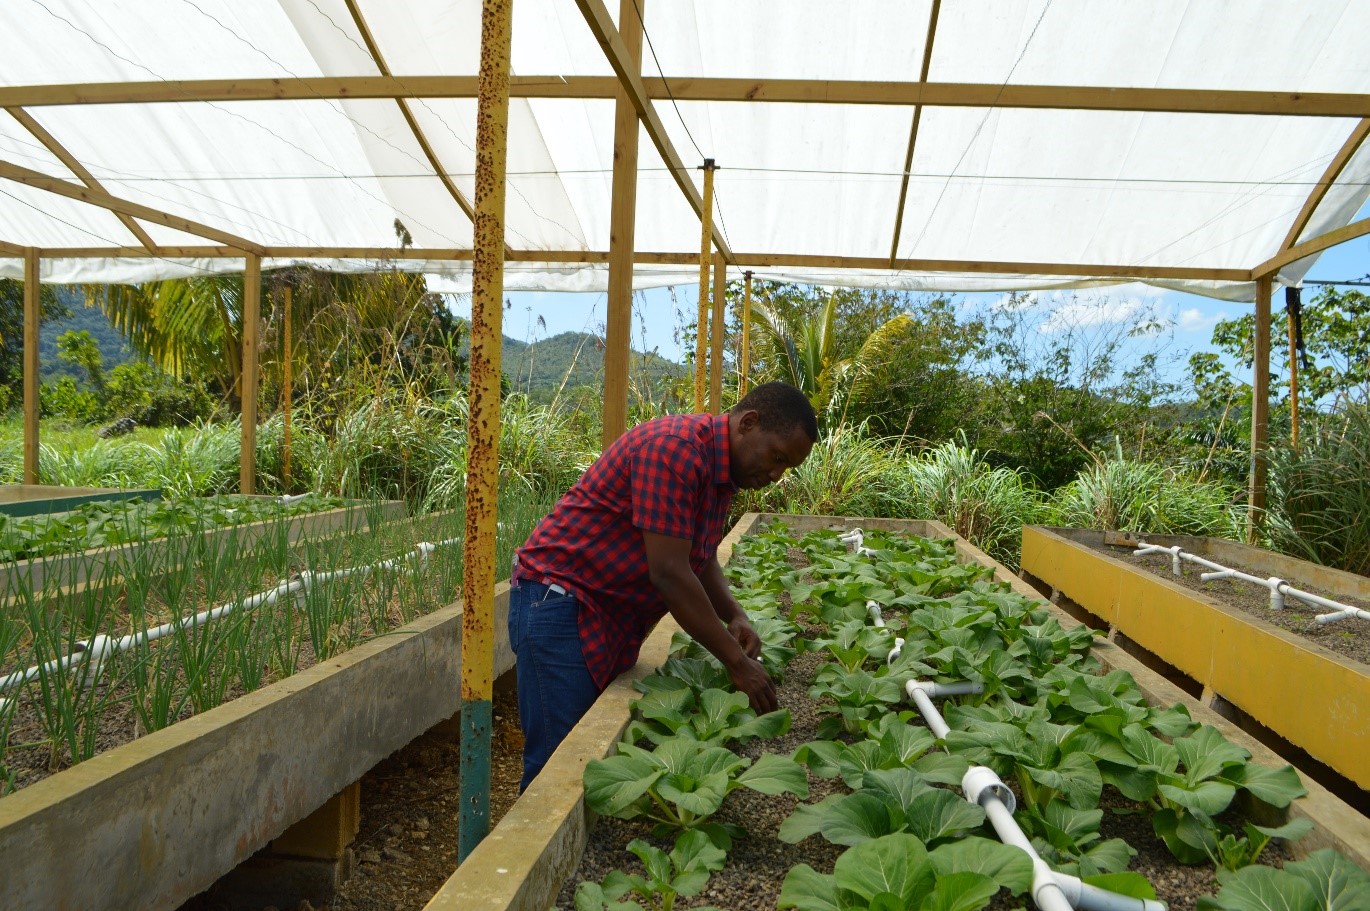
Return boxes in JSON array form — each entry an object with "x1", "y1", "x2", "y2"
[
  {"x1": 95, "y1": 274, "x2": 245, "y2": 406},
  {"x1": 749, "y1": 289, "x2": 915, "y2": 425}
]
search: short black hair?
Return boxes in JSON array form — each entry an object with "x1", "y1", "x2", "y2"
[{"x1": 733, "y1": 381, "x2": 818, "y2": 441}]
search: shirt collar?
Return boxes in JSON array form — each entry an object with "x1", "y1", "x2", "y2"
[{"x1": 711, "y1": 413, "x2": 737, "y2": 492}]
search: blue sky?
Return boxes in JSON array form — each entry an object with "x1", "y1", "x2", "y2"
[{"x1": 439, "y1": 226, "x2": 1370, "y2": 395}]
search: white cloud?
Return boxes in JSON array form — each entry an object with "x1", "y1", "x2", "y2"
[
  {"x1": 1177, "y1": 307, "x2": 1227, "y2": 332},
  {"x1": 1038, "y1": 297, "x2": 1145, "y2": 334}
]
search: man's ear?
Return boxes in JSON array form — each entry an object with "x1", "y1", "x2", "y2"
[{"x1": 735, "y1": 408, "x2": 761, "y2": 435}]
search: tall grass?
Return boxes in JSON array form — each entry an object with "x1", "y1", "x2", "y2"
[
  {"x1": 894, "y1": 436, "x2": 1044, "y2": 569},
  {"x1": 740, "y1": 423, "x2": 898, "y2": 518},
  {"x1": 1267, "y1": 403, "x2": 1370, "y2": 576},
  {"x1": 1051, "y1": 451, "x2": 1243, "y2": 540}
]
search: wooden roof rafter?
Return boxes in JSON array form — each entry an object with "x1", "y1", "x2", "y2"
[
  {"x1": 6, "y1": 106, "x2": 159, "y2": 252},
  {"x1": 1277, "y1": 118, "x2": 1370, "y2": 258},
  {"x1": 574, "y1": 0, "x2": 734, "y2": 263},
  {"x1": 339, "y1": 0, "x2": 507, "y2": 255},
  {"x1": 888, "y1": 0, "x2": 942, "y2": 266},
  {"x1": 0, "y1": 158, "x2": 263, "y2": 255}
]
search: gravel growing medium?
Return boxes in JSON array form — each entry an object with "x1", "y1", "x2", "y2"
[{"x1": 1091, "y1": 542, "x2": 1370, "y2": 667}]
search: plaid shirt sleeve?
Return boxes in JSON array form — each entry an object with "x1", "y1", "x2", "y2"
[{"x1": 629, "y1": 431, "x2": 705, "y2": 539}]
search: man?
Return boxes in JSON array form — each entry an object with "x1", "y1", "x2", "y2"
[{"x1": 508, "y1": 381, "x2": 818, "y2": 790}]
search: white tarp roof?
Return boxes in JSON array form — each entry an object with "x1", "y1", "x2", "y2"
[{"x1": 2, "y1": 0, "x2": 1370, "y2": 301}]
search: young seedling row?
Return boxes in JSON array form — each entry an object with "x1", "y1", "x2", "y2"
[
  {"x1": 575, "y1": 523, "x2": 1368, "y2": 911},
  {"x1": 0, "y1": 497, "x2": 547, "y2": 794}
]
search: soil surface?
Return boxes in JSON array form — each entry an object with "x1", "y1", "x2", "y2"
[{"x1": 1086, "y1": 541, "x2": 1370, "y2": 667}]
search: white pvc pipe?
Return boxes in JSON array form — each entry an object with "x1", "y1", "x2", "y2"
[
  {"x1": 963, "y1": 767, "x2": 1165, "y2": 911},
  {"x1": 1136, "y1": 541, "x2": 1366, "y2": 619},
  {"x1": 904, "y1": 679, "x2": 984, "y2": 740}
]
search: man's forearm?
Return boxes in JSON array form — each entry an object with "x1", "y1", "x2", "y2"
[
  {"x1": 699, "y1": 557, "x2": 745, "y2": 625},
  {"x1": 652, "y1": 561, "x2": 748, "y2": 670}
]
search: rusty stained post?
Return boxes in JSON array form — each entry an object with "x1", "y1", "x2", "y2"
[
  {"x1": 240, "y1": 253, "x2": 261, "y2": 495},
  {"x1": 282, "y1": 285, "x2": 293, "y2": 489},
  {"x1": 1286, "y1": 287, "x2": 1300, "y2": 451},
  {"x1": 709, "y1": 252, "x2": 726, "y2": 414},
  {"x1": 694, "y1": 159, "x2": 715, "y2": 412},
  {"x1": 601, "y1": 0, "x2": 644, "y2": 448},
  {"x1": 460, "y1": 0, "x2": 513, "y2": 863},
  {"x1": 1248, "y1": 274, "x2": 1272, "y2": 543},
  {"x1": 22, "y1": 249, "x2": 39, "y2": 485},
  {"x1": 739, "y1": 270, "x2": 753, "y2": 398}
]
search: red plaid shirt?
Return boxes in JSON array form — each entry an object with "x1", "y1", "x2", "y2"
[{"x1": 515, "y1": 413, "x2": 737, "y2": 688}]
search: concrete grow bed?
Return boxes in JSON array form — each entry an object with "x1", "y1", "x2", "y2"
[
  {"x1": 425, "y1": 513, "x2": 1370, "y2": 911},
  {"x1": 0, "y1": 497, "x2": 405, "y2": 598},
  {"x1": 1019, "y1": 526, "x2": 1370, "y2": 793},
  {"x1": 0, "y1": 483, "x2": 162, "y2": 517},
  {"x1": 0, "y1": 583, "x2": 514, "y2": 911}
]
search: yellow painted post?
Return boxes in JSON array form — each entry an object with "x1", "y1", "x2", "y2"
[
  {"x1": 282, "y1": 285, "x2": 293, "y2": 489},
  {"x1": 22, "y1": 249, "x2": 39, "y2": 485},
  {"x1": 1248, "y1": 275, "x2": 1272, "y2": 542},
  {"x1": 739, "y1": 270, "x2": 752, "y2": 398},
  {"x1": 240, "y1": 253, "x2": 261, "y2": 495},
  {"x1": 601, "y1": 0, "x2": 643, "y2": 448},
  {"x1": 1287, "y1": 288, "x2": 1300, "y2": 451},
  {"x1": 460, "y1": 0, "x2": 512, "y2": 862},
  {"x1": 694, "y1": 159, "x2": 715, "y2": 412},
  {"x1": 709, "y1": 252, "x2": 725, "y2": 414}
]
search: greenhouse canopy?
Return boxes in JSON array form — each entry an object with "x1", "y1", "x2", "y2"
[{"x1": 2, "y1": 0, "x2": 1370, "y2": 301}]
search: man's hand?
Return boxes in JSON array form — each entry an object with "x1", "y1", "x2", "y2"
[
  {"x1": 728, "y1": 653, "x2": 777, "y2": 714},
  {"x1": 643, "y1": 531, "x2": 778, "y2": 715},
  {"x1": 727, "y1": 615, "x2": 762, "y2": 659}
]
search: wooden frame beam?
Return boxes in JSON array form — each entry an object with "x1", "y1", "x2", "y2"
[
  {"x1": 7, "y1": 106, "x2": 157, "y2": 250},
  {"x1": 240, "y1": 254, "x2": 261, "y2": 495},
  {"x1": 889, "y1": 0, "x2": 941, "y2": 265},
  {"x1": 22, "y1": 243, "x2": 1253, "y2": 282},
  {"x1": 601, "y1": 0, "x2": 644, "y2": 447},
  {"x1": 23, "y1": 248, "x2": 39, "y2": 485},
  {"x1": 1254, "y1": 215, "x2": 1370, "y2": 277},
  {"x1": 5, "y1": 77, "x2": 1370, "y2": 118},
  {"x1": 1278, "y1": 118, "x2": 1370, "y2": 252},
  {"x1": 1248, "y1": 275, "x2": 1272, "y2": 542},
  {"x1": 573, "y1": 0, "x2": 734, "y2": 262},
  {"x1": 0, "y1": 158, "x2": 263, "y2": 255}
]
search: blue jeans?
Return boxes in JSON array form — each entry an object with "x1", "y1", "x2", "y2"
[{"x1": 508, "y1": 579, "x2": 603, "y2": 792}]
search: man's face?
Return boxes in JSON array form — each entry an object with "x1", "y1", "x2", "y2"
[{"x1": 730, "y1": 412, "x2": 815, "y2": 490}]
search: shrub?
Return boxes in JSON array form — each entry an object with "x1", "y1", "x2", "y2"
[
  {"x1": 103, "y1": 361, "x2": 214, "y2": 426},
  {"x1": 39, "y1": 377, "x2": 101, "y2": 423},
  {"x1": 1267, "y1": 403, "x2": 1370, "y2": 575}
]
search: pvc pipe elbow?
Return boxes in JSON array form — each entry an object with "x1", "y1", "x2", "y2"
[
  {"x1": 886, "y1": 638, "x2": 904, "y2": 664},
  {"x1": 962, "y1": 765, "x2": 1016, "y2": 813}
]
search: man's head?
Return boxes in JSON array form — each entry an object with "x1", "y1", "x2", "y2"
[{"x1": 727, "y1": 382, "x2": 818, "y2": 490}]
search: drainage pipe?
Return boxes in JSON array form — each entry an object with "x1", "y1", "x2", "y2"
[
  {"x1": 963, "y1": 767, "x2": 1164, "y2": 911},
  {"x1": 838, "y1": 527, "x2": 876, "y2": 557},
  {"x1": 1135, "y1": 541, "x2": 1365, "y2": 620}
]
